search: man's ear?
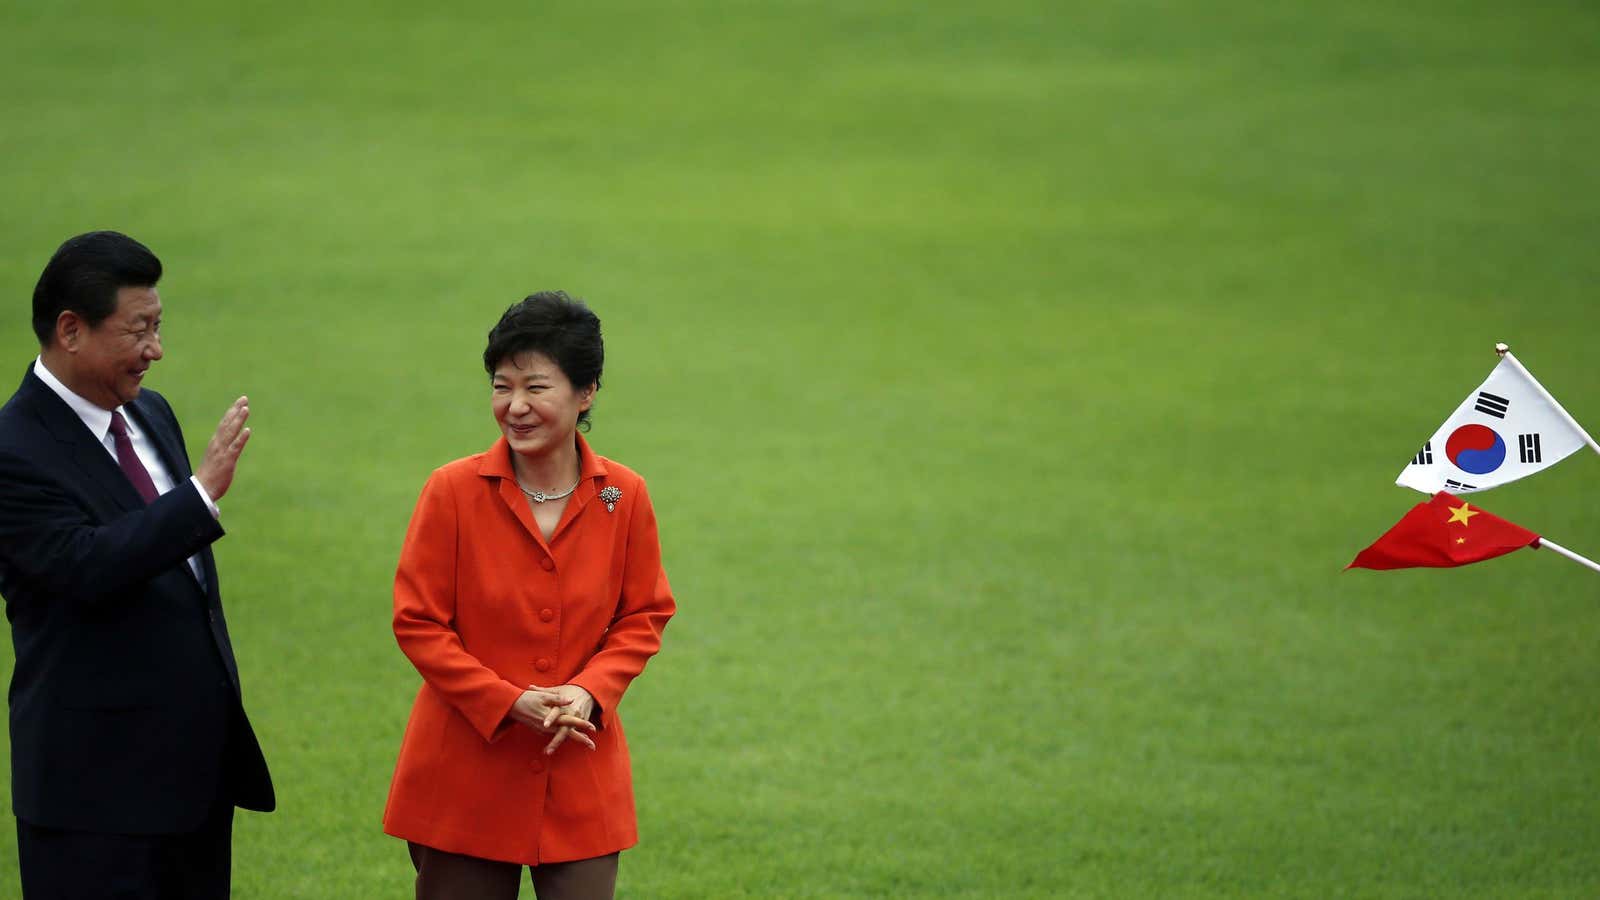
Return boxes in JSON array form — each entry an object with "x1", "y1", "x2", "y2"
[{"x1": 54, "y1": 311, "x2": 84, "y2": 353}]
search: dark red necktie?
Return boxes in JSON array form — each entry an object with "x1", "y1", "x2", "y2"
[{"x1": 109, "y1": 411, "x2": 159, "y2": 504}]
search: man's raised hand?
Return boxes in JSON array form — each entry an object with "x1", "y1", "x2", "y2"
[{"x1": 196, "y1": 396, "x2": 251, "y2": 501}]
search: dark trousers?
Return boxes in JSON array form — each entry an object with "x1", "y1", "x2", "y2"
[
  {"x1": 409, "y1": 842, "x2": 619, "y2": 900},
  {"x1": 15, "y1": 803, "x2": 234, "y2": 900}
]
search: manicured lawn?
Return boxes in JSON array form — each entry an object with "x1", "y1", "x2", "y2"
[{"x1": 1, "y1": 1, "x2": 1597, "y2": 895}]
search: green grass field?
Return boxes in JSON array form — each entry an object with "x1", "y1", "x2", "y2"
[{"x1": 3, "y1": 1, "x2": 1599, "y2": 896}]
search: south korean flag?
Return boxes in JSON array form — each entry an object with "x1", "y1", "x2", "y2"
[{"x1": 1397, "y1": 353, "x2": 1595, "y2": 495}]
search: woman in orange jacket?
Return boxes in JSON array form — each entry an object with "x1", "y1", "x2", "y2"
[{"x1": 383, "y1": 292, "x2": 676, "y2": 900}]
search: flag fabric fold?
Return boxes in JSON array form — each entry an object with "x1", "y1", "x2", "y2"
[
  {"x1": 1348, "y1": 492, "x2": 1538, "y2": 571},
  {"x1": 1395, "y1": 355, "x2": 1589, "y2": 495}
]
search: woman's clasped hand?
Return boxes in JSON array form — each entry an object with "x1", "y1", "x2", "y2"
[{"x1": 509, "y1": 684, "x2": 598, "y2": 753}]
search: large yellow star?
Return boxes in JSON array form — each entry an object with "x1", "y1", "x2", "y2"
[{"x1": 1447, "y1": 502, "x2": 1480, "y2": 526}]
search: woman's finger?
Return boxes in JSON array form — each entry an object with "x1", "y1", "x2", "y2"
[
  {"x1": 546, "y1": 727, "x2": 569, "y2": 755},
  {"x1": 560, "y1": 715, "x2": 597, "y2": 733},
  {"x1": 547, "y1": 714, "x2": 595, "y2": 733}
]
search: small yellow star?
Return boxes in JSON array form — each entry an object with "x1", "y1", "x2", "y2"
[
  {"x1": 1447, "y1": 503, "x2": 1480, "y2": 527},
  {"x1": 1456, "y1": 537, "x2": 1466, "y2": 544}
]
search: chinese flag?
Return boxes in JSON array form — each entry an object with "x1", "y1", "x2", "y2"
[{"x1": 1348, "y1": 492, "x2": 1539, "y2": 570}]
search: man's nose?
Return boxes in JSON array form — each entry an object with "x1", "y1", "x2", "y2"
[{"x1": 144, "y1": 333, "x2": 163, "y2": 361}]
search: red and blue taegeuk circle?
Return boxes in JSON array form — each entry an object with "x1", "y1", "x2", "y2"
[{"x1": 1445, "y1": 424, "x2": 1506, "y2": 475}]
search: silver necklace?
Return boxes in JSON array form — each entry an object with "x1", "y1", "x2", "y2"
[{"x1": 517, "y1": 478, "x2": 580, "y2": 503}]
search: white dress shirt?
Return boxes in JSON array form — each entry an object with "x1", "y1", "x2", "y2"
[{"x1": 33, "y1": 357, "x2": 216, "y2": 586}]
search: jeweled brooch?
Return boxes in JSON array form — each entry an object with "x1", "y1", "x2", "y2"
[{"x1": 599, "y1": 486, "x2": 622, "y2": 512}]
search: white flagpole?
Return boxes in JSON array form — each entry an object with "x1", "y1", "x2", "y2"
[
  {"x1": 1496, "y1": 342, "x2": 1600, "y2": 457},
  {"x1": 1533, "y1": 537, "x2": 1600, "y2": 574}
]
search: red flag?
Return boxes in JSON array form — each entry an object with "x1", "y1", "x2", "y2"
[{"x1": 1348, "y1": 492, "x2": 1539, "y2": 571}]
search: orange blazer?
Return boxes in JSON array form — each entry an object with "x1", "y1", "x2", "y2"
[{"x1": 382, "y1": 434, "x2": 675, "y2": 865}]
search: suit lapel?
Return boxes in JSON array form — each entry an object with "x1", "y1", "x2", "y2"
[
  {"x1": 17, "y1": 369, "x2": 215, "y2": 599},
  {"x1": 21, "y1": 370, "x2": 145, "y2": 514},
  {"x1": 126, "y1": 394, "x2": 191, "y2": 480},
  {"x1": 125, "y1": 394, "x2": 217, "y2": 598}
]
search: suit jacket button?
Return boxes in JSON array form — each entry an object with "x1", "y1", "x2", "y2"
[
  {"x1": 539, "y1": 558, "x2": 555, "y2": 572},
  {"x1": 535, "y1": 658, "x2": 551, "y2": 672},
  {"x1": 539, "y1": 608, "x2": 555, "y2": 623}
]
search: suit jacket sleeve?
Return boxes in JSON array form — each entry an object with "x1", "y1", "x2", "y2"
[
  {"x1": 392, "y1": 468, "x2": 526, "y2": 742},
  {"x1": 570, "y1": 478, "x2": 676, "y2": 724},
  {"x1": 0, "y1": 448, "x2": 222, "y2": 606}
]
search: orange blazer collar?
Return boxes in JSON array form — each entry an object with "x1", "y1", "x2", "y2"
[{"x1": 479, "y1": 433, "x2": 611, "y2": 548}]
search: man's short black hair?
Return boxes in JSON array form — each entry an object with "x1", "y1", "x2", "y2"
[{"x1": 31, "y1": 231, "x2": 163, "y2": 345}]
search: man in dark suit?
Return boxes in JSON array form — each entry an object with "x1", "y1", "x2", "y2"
[{"x1": 0, "y1": 231, "x2": 274, "y2": 899}]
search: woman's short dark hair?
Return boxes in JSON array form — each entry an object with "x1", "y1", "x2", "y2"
[
  {"x1": 484, "y1": 291, "x2": 605, "y2": 430},
  {"x1": 31, "y1": 231, "x2": 163, "y2": 345}
]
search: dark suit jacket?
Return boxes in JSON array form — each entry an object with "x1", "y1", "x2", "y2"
[{"x1": 0, "y1": 367, "x2": 273, "y2": 834}]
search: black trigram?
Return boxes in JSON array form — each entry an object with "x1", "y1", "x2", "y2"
[
  {"x1": 1445, "y1": 479, "x2": 1478, "y2": 491},
  {"x1": 1518, "y1": 433, "x2": 1543, "y2": 463},
  {"x1": 1412, "y1": 442, "x2": 1433, "y2": 465},
  {"x1": 1474, "y1": 391, "x2": 1510, "y2": 419}
]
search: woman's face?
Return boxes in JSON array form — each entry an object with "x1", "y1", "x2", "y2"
[{"x1": 492, "y1": 352, "x2": 595, "y2": 462}]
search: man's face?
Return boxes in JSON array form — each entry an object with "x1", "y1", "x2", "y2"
[{"x1": 61, "y1": 286, "x2": 164, "y2": 410}]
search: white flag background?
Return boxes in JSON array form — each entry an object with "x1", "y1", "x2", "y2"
[{"x1": 1396, "y1": 355, "x2": 1592, "y2": 495}]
